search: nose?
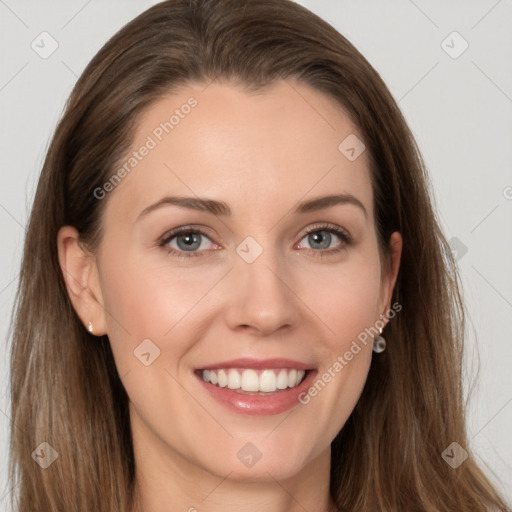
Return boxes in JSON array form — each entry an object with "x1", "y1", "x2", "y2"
[{"x1": 224, "y1": 246, "x2": 301, "y2": 337}]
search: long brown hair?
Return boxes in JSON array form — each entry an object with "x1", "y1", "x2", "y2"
[{"x1": 7, "y1": 0, "x2": 510, "y2": 510}]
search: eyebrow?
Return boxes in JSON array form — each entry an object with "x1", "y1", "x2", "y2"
[{"x1": 136, "y1": 193, "x2": 368, "y2": 222}]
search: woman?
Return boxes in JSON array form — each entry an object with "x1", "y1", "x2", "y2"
[{"x1": 7, "y1": 0, "x2": 510, "y2": 510}]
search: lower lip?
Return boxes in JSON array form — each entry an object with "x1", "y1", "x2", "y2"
[{"x1": 195, "y1": 370, "x2": 317, "y2": 416}]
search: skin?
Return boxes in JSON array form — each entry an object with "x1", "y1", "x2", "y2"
[{"x1": 58, "y1": 79, "x2": 402, "y2": 512}]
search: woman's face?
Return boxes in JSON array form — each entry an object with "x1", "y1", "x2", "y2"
[{"x1": 83, "y1": 80, "x2": 401, "y2": 482}]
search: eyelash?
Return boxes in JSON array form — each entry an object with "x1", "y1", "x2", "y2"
[{"x1": 157, "y1": 223, "x2": 352, "y2": 259}]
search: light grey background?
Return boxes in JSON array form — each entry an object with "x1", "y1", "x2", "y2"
[{"x1": 0, "y1": 0, "x2": 511, "y2": 508}]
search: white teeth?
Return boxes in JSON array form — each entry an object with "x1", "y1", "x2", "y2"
[
  {"x1": 227, "y1": 368, "x2": 241, "y2": 390},
  {"x1": 240, "y1": 369, "x2": 259, "y2": 391},
  {"x1": 217, "y1": 369, "x2": 228, "y2": 387},
  {"x1": 259, "y1": 370, "x2": 277, "y2": 392},
  {"x1": 288, "y1": 369, "x2": 297, "y2": 388},
  {"x1": 276, "y1": 369, "x2": 289, "y2": 389},
  {"x1": 201, "y1": 368, "x2": 306, "y2": 393}
]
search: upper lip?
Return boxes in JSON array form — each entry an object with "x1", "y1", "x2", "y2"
[{"x1": 196, "y1": 358, "x2": 315, "y2": 371}]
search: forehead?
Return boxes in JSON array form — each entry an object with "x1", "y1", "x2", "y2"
[{"x1": 103, "y1": 79, "x2": 374, "y2": 224}]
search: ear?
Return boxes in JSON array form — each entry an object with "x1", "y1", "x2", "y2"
[
  {"x1": 57, "y1": 226, "x2": 107, "y2": 336},
  {"x1": 377, "y1": 231, "x2": 402, "y2": 319}
]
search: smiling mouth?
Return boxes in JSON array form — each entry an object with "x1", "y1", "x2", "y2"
[{"x1": 194, "y1": 368, "x2": 309, "y2": 394}]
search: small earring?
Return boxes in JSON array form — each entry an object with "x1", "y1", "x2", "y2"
[
  {"x1": 88, "y1": 321, "x2": 94, "y2": 334},
  {"x1": 372, "y1": 327, "x2": 386, "y2": 353}
]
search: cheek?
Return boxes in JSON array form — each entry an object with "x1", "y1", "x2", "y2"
[
  {"x1": 98, "y1": 252, "x2": 221, "y2": 368},
  {"x1": 300, "y1": 249, "x2": 382, "y2": 350},
  {"x1": 293, "y1": 246, "x2": 381, "y2": 422},
  {"x1": 293, "y1": 264, "x2": 380, "y2": 447}
]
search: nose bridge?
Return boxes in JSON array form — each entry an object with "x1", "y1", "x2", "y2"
[{"x1": 225, "y1": 235, "x2": 300, "y2": 335}]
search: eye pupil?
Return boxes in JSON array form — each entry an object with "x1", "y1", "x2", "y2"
[
  {"x1": 309, "y1": 230, "x2": 331, "y2": 249},
  {"x1": 177, "y1": 233, "x2": 201, "y2": 250}
]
